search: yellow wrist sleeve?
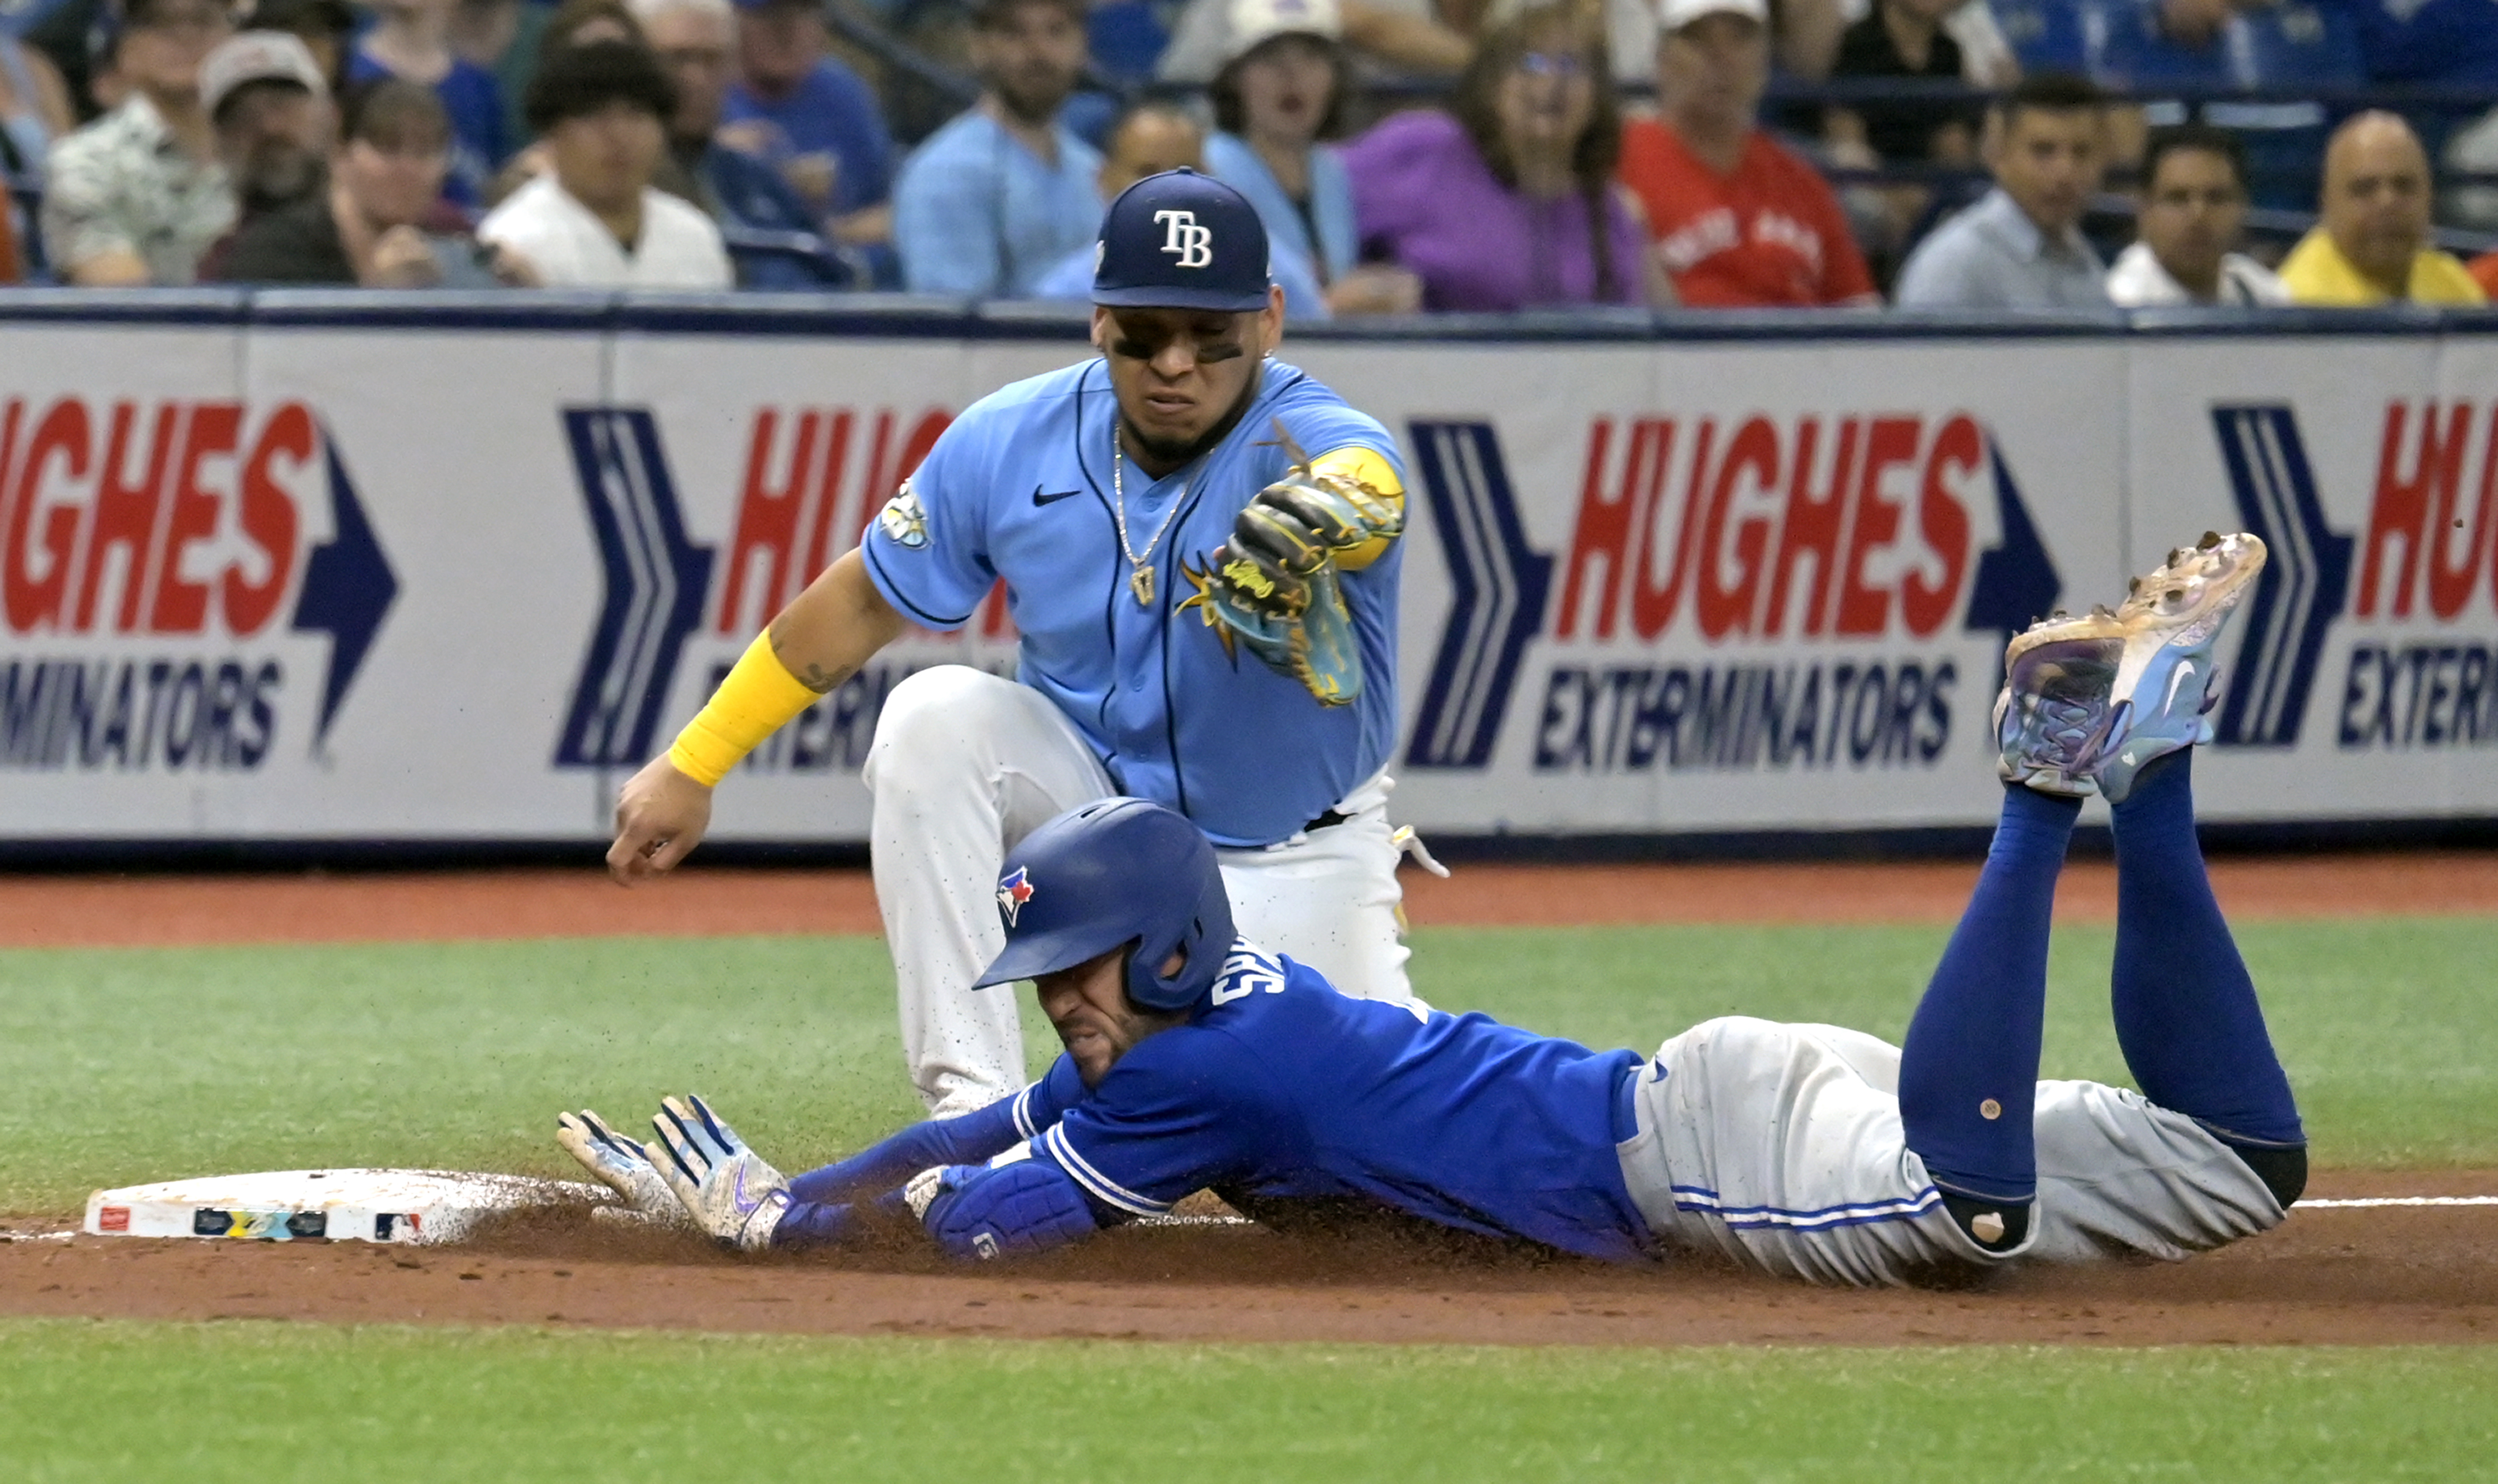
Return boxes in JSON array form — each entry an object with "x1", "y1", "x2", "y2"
[
  {"x1": 664, "y1": 631, "x2": 822, "y2": 787},
  {"x1": 1310, "y1": 446, "x2": 1404, "y2": 572}
]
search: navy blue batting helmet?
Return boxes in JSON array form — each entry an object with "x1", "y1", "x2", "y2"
[{"x1": 970, "y1": 798, "x2": 1234, "y2": 1011}]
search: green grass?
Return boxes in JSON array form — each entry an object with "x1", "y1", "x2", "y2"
[
  {"x1": 1, "y1": 1320, "x2": 2492, "y2": 1482},
  {"x1": 1, "y1": 917, "x2": 2492, "y2": 1214}
]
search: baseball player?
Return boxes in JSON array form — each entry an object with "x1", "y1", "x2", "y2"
[
  {"x1": 567, "y1": 532, "x2": 2309, "y2": 1286},
  {"x1": 606, "y1": 167, "x2": 1425, "y2": 1119}
]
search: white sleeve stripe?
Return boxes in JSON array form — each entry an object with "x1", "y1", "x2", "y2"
[
  {"x1": 1010, "y1": 1084, "x2": 1038, "y2": 1140},
  {"x1": 1040, "y1": 1125, "x2": 1170, "y2": 1216}
]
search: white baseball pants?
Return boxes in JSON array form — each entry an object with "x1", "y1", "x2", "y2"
[
  {"x1": 1614, "y1": 1016, "x2": 2287, "y2": 1287},
  {"x1": 864, "y1": 665, "x2": 1421, "y2": 1117}
]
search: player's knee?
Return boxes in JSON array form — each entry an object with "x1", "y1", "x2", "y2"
[
  {"x1": 2227, "y1": 1142, "x2": 2307, "y2": 1209},
  {"x1": 1939, "y1": 1192, "x2": 2031, "y2": 1254},
  {"x1": 867, "y1": 666, "x2": 1013, "y2": 785}
]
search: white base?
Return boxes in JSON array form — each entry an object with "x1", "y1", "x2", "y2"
[{"x1": 83, "y1": 1169, "x2": 613, "y2": 1246}]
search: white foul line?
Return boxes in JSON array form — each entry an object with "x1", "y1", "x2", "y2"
[{"x1": 2297, "y1": 1196, "x2": 2498, "y2": 1208}]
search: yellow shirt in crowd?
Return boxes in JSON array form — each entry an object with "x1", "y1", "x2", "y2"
[{"x1": 2278, "y1": 229, "x2": 2488, "y2": 306}]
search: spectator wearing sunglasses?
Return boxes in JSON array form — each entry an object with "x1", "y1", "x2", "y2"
[{"x1": 1342, "y1": 0, "x2": 1664, "y2": 311}]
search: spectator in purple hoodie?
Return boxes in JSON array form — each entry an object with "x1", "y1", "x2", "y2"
[{"x1": 1340, "y1": 0, "x2": 1662, "y2": 312}]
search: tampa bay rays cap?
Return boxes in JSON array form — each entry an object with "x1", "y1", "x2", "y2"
[{"x1": 1092, "y1": 168, "x2": 1272, "y2": 313}]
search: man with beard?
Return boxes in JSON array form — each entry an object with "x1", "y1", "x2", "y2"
[
  {"x1": 891, "y1": 0, "x2": 1099, "y2": 295},
  {"x1": 211, "y1": 77, "x2": 532, "y2": 285},
  {"x1": 193, "y1": 30, "x2": 332, "y2": 278},
  {"x1": 608, "y1": 170, "x2": 1431, "y2": 1119}
]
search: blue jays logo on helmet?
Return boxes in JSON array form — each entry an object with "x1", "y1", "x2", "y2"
[
  {"x1": 996, "y1": 866, "x2": 1035, "y2": 928},
  {"x1": 971, "y1": 798, "x2": 1236, "y2": 1011}
]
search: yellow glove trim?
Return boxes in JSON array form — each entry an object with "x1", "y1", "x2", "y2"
[
  {"x1": 1310, "y1": 446, "x2": 1404, "y2": 571},
  {"x1": 664, "y1": 631, "x2": 821, "y2": 786}
]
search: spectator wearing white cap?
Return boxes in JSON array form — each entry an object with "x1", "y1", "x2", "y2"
[
  {"x1": 1617, "y1": 0, "x2": 1875, "y2": 306},
  {"x1": 201, "y1": 32, "x2": 332, "y2": 233},
  {"x1": 1204, "y1": 0, "x2": 1419, "y2": 316}
]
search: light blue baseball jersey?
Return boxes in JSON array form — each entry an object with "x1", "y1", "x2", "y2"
[{"x1": 858, "y1": 356, "x2": 1406, "y2": 847}]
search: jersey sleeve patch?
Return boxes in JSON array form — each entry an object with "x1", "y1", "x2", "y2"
[{"x1": 857, "y1": 420, "x2": 998, "y2": 629}]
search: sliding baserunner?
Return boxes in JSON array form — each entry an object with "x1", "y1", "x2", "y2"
[{"x1": 562, "y1": 532, "x2": 2307, "y2": 1284}]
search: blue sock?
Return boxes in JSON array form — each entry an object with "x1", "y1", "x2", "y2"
[
  {"x1": 2109, "y1": 751, "x2": 2304, "y2": 1148},
  {"x1": 1899, "y1": 784, "x2": 2080, "y2": 1204}
]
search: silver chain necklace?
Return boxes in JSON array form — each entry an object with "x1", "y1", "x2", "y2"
[{"x1": 1110, "y1": 428, "x2": 1189, "y2": 608}]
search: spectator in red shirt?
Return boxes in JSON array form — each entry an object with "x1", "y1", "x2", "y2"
[{"x1": 1616, "y1": 0, "x2": 1876, "y2": 307}]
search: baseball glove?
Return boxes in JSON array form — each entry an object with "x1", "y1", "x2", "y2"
[{"x1": 1190, "y1": 457, "x2": 1403, "y2": 706}]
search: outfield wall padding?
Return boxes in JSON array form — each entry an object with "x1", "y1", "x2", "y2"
[{"x1": 2, "y1": 291, "x2": 2494, "y2": 847}]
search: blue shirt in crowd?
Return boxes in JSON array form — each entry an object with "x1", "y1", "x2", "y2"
[
  {"x1": 2326, "y1": 0, "x2": 2498, "y2": 85},
  {"x1": 786, "y1": 944, "x2": 1653, "y2": 1262},
  {"x1": 348, "y1": 49, "x2": 505, "y2": 211},
  {"x1": 2088, "y1": 0, "x2": 2366, "y2": 208},
  {"x1": 892, "y1": 108, "x2": 1104, "y2": 296},
  {"x1": 1027, "y1": 232, "x2": 1334, "y2": 321},
  {"x1": 721, "y1": 57, "x2": 896, "y2": 217},
  {"x1": 695, "y1": 141, "x2": 851, "y2": 289},
  {"x1": 1205, "y1": 131, "x2": 1357, "y2": 284},
  {"x1": 1989, "y1": 0, "x2": 2093, "y2": 75},
  {"x1": 858, "y1": 356, "x2": 1403, "y2": 846},
  {"x1": 1893, "y1": 187, "x2": 2111, "y2": 309}
]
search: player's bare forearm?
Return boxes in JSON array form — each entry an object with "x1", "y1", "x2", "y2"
[
  {"x1": 767, "y1": 548, "x2": 908, "y2": 694},
  {"x1": 607, "y1": 552, "x2": 904, "y2": 882}
]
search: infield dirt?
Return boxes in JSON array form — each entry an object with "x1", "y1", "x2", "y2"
[{"x1": 3, "y1": 857, "x2": 2493, "y2": 1347}]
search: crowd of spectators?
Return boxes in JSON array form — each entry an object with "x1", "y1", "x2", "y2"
[{"x1": 1, "y1": 0, "x2": 2494, "y2": 307}]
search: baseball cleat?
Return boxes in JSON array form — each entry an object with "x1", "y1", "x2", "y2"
[
  {"x1": 2095, "y1": 532, "x2": 2267, "y2": 804},
  {"x1": 1993, "y1": 611, "x2": 2125, "y2": 797}
]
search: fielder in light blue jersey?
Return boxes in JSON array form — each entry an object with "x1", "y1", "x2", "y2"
[
  {"x1": 609, "y1": 168, "x2": 1428, "y2": 1119},
  {"x1": 571, "y1": 533, "x2": 2311, "y2": 1287}
]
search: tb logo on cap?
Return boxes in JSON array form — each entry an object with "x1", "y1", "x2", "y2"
[{"x1": 1155, "y1": 210, "x2": 1214, "y2": 269}]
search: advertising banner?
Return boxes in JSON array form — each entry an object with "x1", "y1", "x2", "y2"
[
  {"x1": 3, "y1": 302, "x2": 2494, "y2": 844},
  {"x1": 2125, "y1": 334, "x2": 2498, "y2": 821},
  {"x1": 1296, "y1": 338, "x2": 2126, "y2": 833}
]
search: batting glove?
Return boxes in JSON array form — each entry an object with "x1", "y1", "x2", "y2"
[
  {"x1": 556, "y1": 1108, "x2": 682, "y2": 1218},
  {"x1": 647, "y1": 1094, "x2": 791, "y2": 1252}
]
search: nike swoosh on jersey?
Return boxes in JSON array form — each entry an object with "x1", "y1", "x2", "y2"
[
  {"x1": 2162, "y1": 659, "x2": 2198, "y2": 714},
  {"x1": 1032, "y1": 486, "x2": 1081, "y2": 507}
]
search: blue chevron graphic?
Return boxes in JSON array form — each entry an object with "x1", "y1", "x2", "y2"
[
  {"x1": 2209, "y1": 405, "x2": 2353, "y2": 748},
  {"x1": 288, "y1": 430, "x2": 397, "y2": 750},
  {"x1": 1961, "y1": 440, "x2": 2062, "y2": 673},
  {"x1": 554, "y1": 408, "x2": 716, "y2": 769},
  {"x1": 1404, "y1": 421, "x2": 1555, "y2": 769}
]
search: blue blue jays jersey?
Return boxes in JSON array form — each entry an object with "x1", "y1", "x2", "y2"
[
  {"x1": 859, "y1": 358, "x2": 1406, "y2": 848},
  {"x1": 1018, "y1": 943, "x2": 1652, "y2": 1262}
]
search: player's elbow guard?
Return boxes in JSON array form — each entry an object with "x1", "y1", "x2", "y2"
[{"x1": 912, "y1": 1160, "x2": 1098, "y2": 1261}]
